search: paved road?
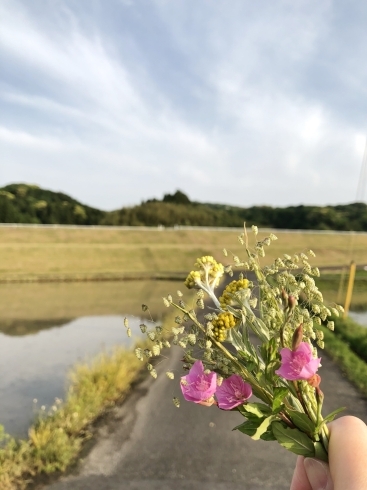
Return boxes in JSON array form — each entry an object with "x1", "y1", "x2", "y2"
[{"x1": 39, "y1": 339, "x2": 367, "y2": 490}]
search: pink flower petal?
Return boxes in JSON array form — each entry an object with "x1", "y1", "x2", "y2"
[
  {"x1": 297, "y1": 342, "x2": 313, "y2": 357},
  {"x1": 278, "y1": 347, "x2": 293, "y2": 363},
  {"x1": 275, "y1": 342, "x2": 321, "y2": 381},
  {"x1": 180, "y1": 361, "x2": 217, "y2": 404},
  {"x1": 216, "y1": 374, "x2": 252, "y2": 410},
  {"x1": 299, "y1": 357, "x2": 321, "y2": 380},
  {"x1": 189, "y1": 360, "x2": 205, "y2": 378}
]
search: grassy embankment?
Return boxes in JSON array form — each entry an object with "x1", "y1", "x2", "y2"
[
  {"x1": 2, "y1": 225, "x2": 367, "y2": 312},
  {"x1": 312, "y1": 266, "x2": 367, "y2": 395},
  {"x1": 1, "y1": 226, "x2": 367, "y2": 487},
  {"x1": 1, "y1": 226, "x2": 367, "y2": 282},
  {"x1": 320, "y1": 315, "x2": 367, "y2": 396}
]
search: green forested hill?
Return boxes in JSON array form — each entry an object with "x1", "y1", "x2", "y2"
[
  {"x1": 101, "y1": 190, "x2": 367, "y2": 231},
  {"x1": 1, "y1": 184, "x2": 367, "y2": 231},
  {"x1": 0, "y1": 184, "x2": 105, "y2": 225}
]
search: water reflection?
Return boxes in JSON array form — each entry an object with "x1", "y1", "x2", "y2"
[
  {"x1": 349, "y1": 311, "x2": 367, "y2": 327},
  {"x1": 0, "y1": 318, "x2": 72, "y2": 336},
  {"x1": 0, "y1": 315, "x2": 147, "y2": 438},
  {"x1": 0, "y1": 280, "x2": 176, "y2": 438}
]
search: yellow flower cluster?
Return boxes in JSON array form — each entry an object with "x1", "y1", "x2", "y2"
[
  {"x1": 184, "y1": 270, "x2": 202, "y2": 289},
  {"x1": 219, "y1": 278, "x2": 249, "y2": 307},
  {"x1": 212, "y1": 311, "x2": 236, "y2": 342},
  {"x1": 184, "y1": 256, "x2": 224, "y2": 289}
]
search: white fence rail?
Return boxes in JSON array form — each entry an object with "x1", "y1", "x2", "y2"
[{"x1": 0, "y1": 223, "x2": 367, "y2": 235}]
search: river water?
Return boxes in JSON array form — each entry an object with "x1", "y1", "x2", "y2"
[
  {"x1": 0, "y1": 280, "x2": 176, "y2": 438},
  {"x1": 349, "y1": 310, "x2": 367, "y2": 327}
]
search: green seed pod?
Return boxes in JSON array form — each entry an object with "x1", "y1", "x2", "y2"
[
  {"x1": 152, "y1": 345, "x2": 160, "y2": 356},
  {"x1": 147, "y1": 331, "x2": 156, "y2": 341},
  {"x1": 327, "y1": 321, "x2": 335, "y2": 331},
  {"x1": 188, "y1": 334, "x2": 196, "y2": 345},
  {"x1": 134, "y1": 348, "x2": 143, "y2": 361}
]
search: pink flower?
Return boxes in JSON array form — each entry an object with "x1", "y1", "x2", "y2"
[
  {"x1": 275, "y1": 342, "x2": 321, "y2": 381},
  {"x1": 216, "y1": 374, "x2": 252, "y2": 410},
  {"x1": 180, "y1": 361, "x2": 217, "y2": 406}
]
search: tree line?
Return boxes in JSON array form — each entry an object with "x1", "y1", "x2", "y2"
[
  {"x1": 1, "y1": 184, "x2": 367, "y2": 231},
  {"x1": 0, "y1": 184, "x2": 104, "y2": 225}
]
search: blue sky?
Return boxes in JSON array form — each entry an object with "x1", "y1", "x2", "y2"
[{"x1": 1, "y1": 0, "x2": 367, "y2": 210}]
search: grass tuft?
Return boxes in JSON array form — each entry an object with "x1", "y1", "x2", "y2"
[{"x1": 0, "y1": 346, "x2": 146, "y2": 489}]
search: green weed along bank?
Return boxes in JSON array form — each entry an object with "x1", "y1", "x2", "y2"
[
  {"x1": 320, "y1": 315, "x2": 367, "y2": 396},
  {"x1": 0, "y1": 344, "x2": 148, "y2": 489}
]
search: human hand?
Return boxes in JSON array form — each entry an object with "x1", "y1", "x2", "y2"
[{"x1": 290, "y1": 416, "x2": 367, "y2": 489}]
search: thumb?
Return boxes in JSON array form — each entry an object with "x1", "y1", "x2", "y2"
[{"x1": 304, "y1": 458, "x2": 333, "y2": 490}]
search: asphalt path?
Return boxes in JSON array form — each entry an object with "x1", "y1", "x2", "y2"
[{"x1": 40, "y1": 332, "x2": 367, "y2": 490}]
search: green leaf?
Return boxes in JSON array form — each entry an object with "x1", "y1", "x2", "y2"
[
  {"x1": 272, "y1": 405, "x2": 284, "y2": 415},
  {"x1": 288, "y1": 411, "x2": 316, "y2": 434},
  {"x1": 272, "y1": 421, "x2": 315, "y2": 457},
  {"x1": 255, "y1": 371, "x2": 268, "y2": 388},
  {"x1": 237, "y1": 350, "x2": 255, "y2": 369},
  {"x1": 322, "y1": 407, "x2": 346, "y2": 425},
  {"x1": 260, "y1": 429, "x2": 277, "y2": 441},
  {"x1": 260, "y1": 337, "x2": 279, "y2": 364},
  {"x1": 272, "y1": 387, "x2": 289, "y2": 411},
  {"x1": 228, "y1": 327, "x2": 247, "y2": 353},
  {"x1": 238, "y1": 350, "x2": 251, "y2": 361},
  {"x1": 242, "y1": 402, "x2": 272, "y2": 418},
  {"x1": 252, "y1": 415, "x2": 278, "y2": 441},
  {"x1": 233, "y1": 418, "x2": 262, "y2": 436},
  {"x1": 226, "y1": 304, "x2": 242, "y2": 318},
  {"x1": 314, "y1": 442, "x2": 328, "y2": 462},
  {"x1": 244, "y1": 306, "x2": 270, "y2": 342},
  {"x1": 237, "y1": 407, "x2": 264, "y2": 422},
  {"x1": 240, "y1": 315, "x2": 258, "y2": 358},
  {"x1": 267, "y1": 359, "x2": 281, "y2": 370}
]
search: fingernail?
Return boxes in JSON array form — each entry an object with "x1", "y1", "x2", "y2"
[{"x1": 304, "y1": 458, "x2": 331, "y2": 490}]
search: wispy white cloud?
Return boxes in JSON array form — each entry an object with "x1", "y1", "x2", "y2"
[{"x1": 0, "y1": 126, "x2": 65, "y2": 150}]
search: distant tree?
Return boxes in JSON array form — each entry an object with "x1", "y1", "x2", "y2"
[
  {"x1": 0, "y1": 195, "x2": 17, "y2": 222},
  {"x1": 2, "y1": 182, "x2": 367, "y2": 231},
  {"x1": 0, "y1": 183, "x2": 105, "y2": 225},
  {"x1": 162, "y1": 190, "x2": 191, "y2": 204}
]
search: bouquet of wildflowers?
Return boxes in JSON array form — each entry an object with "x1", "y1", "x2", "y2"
[{"x1": 128, "y1": 226, "x2": 345, "y2": 462}]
